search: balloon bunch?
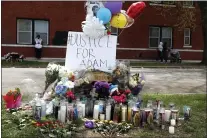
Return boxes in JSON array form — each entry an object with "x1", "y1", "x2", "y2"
[{"x1": 82, "y1": 1, "x2": 146, "y2": 39}]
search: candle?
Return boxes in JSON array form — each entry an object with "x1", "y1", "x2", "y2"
[
  {"x1": 67, "y1": 104, "x2": 74, "y2": 122},
  {"x1": 171, "y1": 119, "x2": 176, "y2": 126},
  {"x1": 113, "y1": 104, "x2": 121, "y2": 123},
  {"x1": 132, "y1": 107, "x2": 139, "y2": 127},
  {"x1": 58, "y1": 110, "x2": 61, "y2": 121},
  {"x1": 77, "y1": 105, "x2": 83, "y2": 118},
  {"x1": 100, "y1": 114, "x2": 105, "y2": 121},
  {"x1": 81, "y1": 103, "x2": 86, "y2": 117},
  {"x1": 41, "y1": 100, "x2": 46, "y2": 118},
  {"x1": 169, "y1": 126, "x2": 175, "y2": 134},
  {"x1": 93, "y1": 105, "x2": 99, "y2": 120},
  {"x1": 165, "y1": 110, "x2": 171, "y2": 122},
  {"x1": 121, "y1": 106, "x2": 127, "y2": 122},
  {"x1": 127, "y1": 107, "x2": 132, "y2": 122},
  {"x1": 106, "y1": 105, "x2": 111, "y2": 120},
  {"x1": 60, "y1": 105, "x2": 66, "y2": 123},
  {"x1": 171, "y1": 110, "x2": 179, "y2": 121}
]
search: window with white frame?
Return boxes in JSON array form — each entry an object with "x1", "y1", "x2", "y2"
[
  {"x1": 149, "y1": 26, "x2": 172, "y2": 48},
  {"x1": 34, "y1": 20, "x2": 49, "y2": 45},
  {"x1": 111, "y1": 27, "x2": 119, "y2": 44},
  {"x1": 161, "y1": 27, "x2": 172, "y2": 48},
  {"x1": 17, "y1": 19, "x2": 32, "y2": 44},
  {"x1": 150, "y1": 1, "x2": 175, "y2": 5},
  {"x1": 183, "y1": 1, "x2": 194, "y2": 7},
  {"x1": 149, "y1": 27, "x2": 160, "y2": 48},
  {"x1": 111, "y1": 27, "x2": 118, "y2": 36},
  {"x1": 184, "y1": 28, "x2": 191, "y2": 46},
  {"x1": 17, "y1": 19, "x2": 49, "y2": 45}
]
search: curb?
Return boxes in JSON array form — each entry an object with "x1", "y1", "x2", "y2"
[{"x1": 131, "y1": 66, "x2": 206, "y2": 69}]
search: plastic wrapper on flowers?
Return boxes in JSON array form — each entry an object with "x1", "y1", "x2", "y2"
[
  {"x1": 129, "y1": 73, "x2": 146, "y2": 96},
  {"x1": 3, "y1": 88, "x2": 22, "y2": 109},
  {"x1": 45, "y1": 62, "x2": 60, "y2": 90}
]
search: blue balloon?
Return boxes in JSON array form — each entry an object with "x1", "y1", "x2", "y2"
[{"x1": 96, "y1": 8, "x2": 112, "y2": 24}]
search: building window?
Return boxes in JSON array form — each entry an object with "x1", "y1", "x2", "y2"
[
  {"x1": 111, "y1": 27, "x2": 119, "y2": 45},
  {"x1": 183, "y1": 1, "x2": 194, "y2": 7},
  {"x1": 150, "y1": 1, "x2": 175, "y2": 5},
  {"x1": 149, "y1": 27, "x2": 160, "y2": 48},
  {"x1": 17, "y1": 19, "x2": 32, "y2": 44},
  {"x1": 17, "y1": 19, "x2": 49, "y2": 45},
  {"x1": 149, "y1": 26, "x2": 172, "y2": 48},
  {"x1": 111, "y1": 27, "x2": 118, "y2": 36},
  {"x1": 184, "y1": 28, "x2": 191, "y2": 46}
]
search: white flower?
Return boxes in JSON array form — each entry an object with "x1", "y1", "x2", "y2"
[
  {"x1": 59, "y1": 66, "x2": 74, "y2": 79},
  {"x1": 64, "y1": 81, "x2": 75, "y2": 88},
  {"x1": 57, "y1": 81, "x2": 63, "y2": 85},
  {"x1": 129, "y1": 77, "x2": 137, "y2": 88}
]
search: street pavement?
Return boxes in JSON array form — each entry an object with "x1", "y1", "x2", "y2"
[{"x1": 2, "y1": 68, "x2": 206, "y2": 97}]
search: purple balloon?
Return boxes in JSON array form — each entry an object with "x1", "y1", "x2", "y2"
[{"x1": 104, "y1": 1, "x2": 123, "y2": 14}]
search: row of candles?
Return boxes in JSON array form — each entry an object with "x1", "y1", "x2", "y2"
[{"x1": 32, "y1": 95, "x2": 190, "y2": 134}]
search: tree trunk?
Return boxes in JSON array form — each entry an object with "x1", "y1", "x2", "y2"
[{"x1": 198, "y1": 2, "x2": 207, "y2": 65}]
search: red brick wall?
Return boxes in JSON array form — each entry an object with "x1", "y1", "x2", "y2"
[
  {"x1": 1, "y1": 46, "x2": 203, "y2": 60},
  {"x1": 2, "y1": 1, "x2": 85, "y2": 44},
  {"x1": 1, "y1": 1, "x2": 204, "y2": 60}
]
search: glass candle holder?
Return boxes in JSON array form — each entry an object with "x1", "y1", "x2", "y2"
[
  {"x1": 171, "y1": 119, "x2": 176, "y2": 126},
  {"x1": 121, "y1": 105, "x2": 127, "y2": 122},
  {"x1": 169, "y1": 126, "x2": 175, "y2": 134},
  {"x1": 113, "y1": 104, "x2": 121, "y2": 123}
]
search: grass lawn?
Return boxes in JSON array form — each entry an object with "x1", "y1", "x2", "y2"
[
  {"x1": 1, "y1": 60, "x2": 65, "y2": 68},
  {"x1": 2, "y1": 94, "x2": 206, "y2": 138},
  {"x1": 1, "y1": 60, "x2": 205, "y2": 68}
]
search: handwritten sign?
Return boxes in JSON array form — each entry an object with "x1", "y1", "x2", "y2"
[{"x1": 65, "y1": 31, "x2": 117, "y2": 72}]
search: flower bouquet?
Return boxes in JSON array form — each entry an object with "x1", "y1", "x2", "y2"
[{"x1": 3, "y1": 88, "x2": 22, "y2": 109}]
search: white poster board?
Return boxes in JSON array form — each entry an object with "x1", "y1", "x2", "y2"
[{"x1": 65, "y1": 31, "x2": 117, "y2": 72}]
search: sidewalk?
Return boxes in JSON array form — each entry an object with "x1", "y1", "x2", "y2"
[{"x1": 25, "y1": 57, "x2": 202, "y2": 63}]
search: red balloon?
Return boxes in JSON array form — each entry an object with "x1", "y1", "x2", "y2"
[{"x1": 126, "y1": 2, "x2": 146, "y2": 19}]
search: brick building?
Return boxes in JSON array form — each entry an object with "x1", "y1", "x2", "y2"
[{"x1": 1, "y1": 1, "x2": 204, "y2": 60}]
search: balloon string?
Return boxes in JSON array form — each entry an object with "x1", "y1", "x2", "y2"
[
  {"x1": 118, "y1": 29, "x2": 125, "y2": 37},
  {"x1": 118, "y1": 13, "x2": 144, "y2": 37}
]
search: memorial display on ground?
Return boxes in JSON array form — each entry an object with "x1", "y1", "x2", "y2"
[{"x1": 2, "y1": 1, "x2": 192, "y2": 138}]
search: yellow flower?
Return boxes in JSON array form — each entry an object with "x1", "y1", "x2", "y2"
[{"x1": 31, "y1": 120, "x2": 36, "y2": 124}]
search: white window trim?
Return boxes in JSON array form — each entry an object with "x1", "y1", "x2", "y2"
[
  {"x1": 111, "y1": 27, "x2": 119, "y2": 45},
  {"x1": 34, "y1": 20, "x2": 49, "y2": 45},
  {"x1": 17, "y1": 19, "x2": 32, "y2": 44},
  {"x1": 183, "y1": 1, "x2": 194, "y2": 8},
  {"x1": 184, "y1": 28, "x2": 191, "y2": 46},
  {"x1": 149, "y1": 27, "x2": 160, "y2": 48},
  {"x1": 149, "y1": 3, "x2": 176, "y2": 7}
]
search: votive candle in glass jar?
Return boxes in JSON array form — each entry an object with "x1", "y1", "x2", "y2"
[
  {"x1": 93, "y1": 105, "x2": 99, "y2": 120},
  {"x1": 121, "y1": 105, "x2": 127, "y2": 122},
  {"x1": 113, "y1": 104, "x2": 121, "y2": 123},
  {"x1": 171, "y1": 119, "x2": 176, "y2": 126},
  {"x1": 100, "y1": 114, "x2": 105, "y2": 121},
  {"x1": 106, "y1": 104, "x2": 111, "y2": 120},
  {"x1": 165, "y1": 110, "x2": 171, "y2": 122},
  {"x1": 169, "y1": 126, "x2": 175, "y2": 134}
]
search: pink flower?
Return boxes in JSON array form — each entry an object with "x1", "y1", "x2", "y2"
[{"x1": 66, "y1": 91, "x2": 76, "y2": 100}]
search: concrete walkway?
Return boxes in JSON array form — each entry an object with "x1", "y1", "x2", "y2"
[
  {"x1": 24, "y1": 57, "x2": 202, "y2": 63},
  {"x1": 2, "y1": 68, "x2": 206, "y2": 99}
]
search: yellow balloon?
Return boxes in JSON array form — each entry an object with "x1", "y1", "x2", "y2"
[{"x1": 110, "y1": 13, "x2": 127, "y2": 29}]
